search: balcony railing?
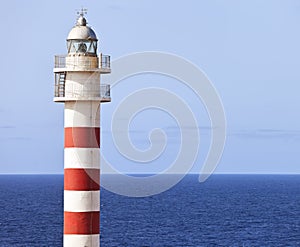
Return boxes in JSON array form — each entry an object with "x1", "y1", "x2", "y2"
[
  {"x1": 54, "y1": 56, "x2": 66, "y2": 69},
  {"x1": 54, "y1": 54, "x2": 110, "y2": 70},
  {"x1": 100, "y1": 55, "x2": 110, "y2": 69},
  {"x1": 54, "y1": 83, "x2": 111, "y2": 101},
  {"x1": 68, "y1": 85, "x2": 110, "y2": 99},
  {"x1": 100, "y1": 84, "x2": 111, "y2": 99}
]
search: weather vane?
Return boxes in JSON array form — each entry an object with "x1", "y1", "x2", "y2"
[{"x1": 76, "y1": 7, "x2": 87, "y2": 17}]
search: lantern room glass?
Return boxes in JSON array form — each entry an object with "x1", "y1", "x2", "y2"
[{"x1": 67, "y1": 40, "x2": 97, "y2": 55}]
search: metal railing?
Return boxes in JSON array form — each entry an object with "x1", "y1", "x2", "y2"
[
  {"x1": 54, "y1": 54, "x2": 111, "y2": 70},
  {"x1": 100, "y1": 55, "x2": 110, "y2": 69},
  {"x1": 70, "y1": 84, "x2": 110, "y2": 99},
  {"x1": 100, "y1": 84, "x2": 111, "y2": 99},
  {"x1": 54, "y1": 83, "x2": 110, "y2": 101},
  {"x1": 54, "y1": 56, "x2": 66, "y2": 69}
]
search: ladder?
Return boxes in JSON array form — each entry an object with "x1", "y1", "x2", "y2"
[{"x1": 55, "y1": 72, "x2": 66, "y2": 97}]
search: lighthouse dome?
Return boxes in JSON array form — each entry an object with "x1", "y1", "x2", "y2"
[{"x1": 67, "y1": 16, "x2": 98, "y2": 41}]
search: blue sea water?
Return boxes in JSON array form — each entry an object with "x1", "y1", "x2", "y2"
[{"x1": 0, "y1": 175, "x2": 300, "y2": 246}]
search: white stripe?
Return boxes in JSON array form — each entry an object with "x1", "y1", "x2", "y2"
[
  {"x1": 65, "y1": 101, "x2": 100, "y2": 127},
  {"x1": 64, "y1": 190, "x2": 100, "y2": 212},
  {"x1": 64, "y1": 148, "x2": 100, "y2": 169},
  {"x1": 64, "y1": 234, "x2": 99, "y2": 247}
]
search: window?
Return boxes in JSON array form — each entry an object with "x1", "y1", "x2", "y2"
[{"x1": 67, "y1": 40, "x2": 97, "y2": 55}]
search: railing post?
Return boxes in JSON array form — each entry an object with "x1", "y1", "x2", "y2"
[{"x1": 100, "y1": 53, "x2": 102, "y2": 68}]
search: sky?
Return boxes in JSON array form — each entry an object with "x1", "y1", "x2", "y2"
[{"x1": 0, "y1": 0, "x2": 300, "y2": 174}]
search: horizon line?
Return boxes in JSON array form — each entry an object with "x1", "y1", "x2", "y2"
[{"x1": 1, "y1": 172, "x2": 300, "y2": 175}]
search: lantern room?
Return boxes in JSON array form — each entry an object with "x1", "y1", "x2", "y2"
[{"x1": 66, "y1": 15, "x2": 98, "y2": 56}]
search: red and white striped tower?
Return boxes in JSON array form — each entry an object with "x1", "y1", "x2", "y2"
[{"x1": 53, "y1": 11, "x2": 111, "y2": 247}]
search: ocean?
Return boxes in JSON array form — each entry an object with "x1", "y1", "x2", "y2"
[{"x1": 0, "y1": 175, "x2": 299, "y2": 246}]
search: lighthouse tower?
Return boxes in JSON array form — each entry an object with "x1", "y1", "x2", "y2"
[{"x1": 53, "y1": 11, "x2": 111, "y2": 247}]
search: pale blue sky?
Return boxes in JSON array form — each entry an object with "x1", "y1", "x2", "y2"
[{"x1": 0, "y1": 0, "x2": 300, "y2": 174}]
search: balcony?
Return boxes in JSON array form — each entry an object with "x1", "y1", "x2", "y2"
[
  {"x1": 54, "y1": 54, "x2": 111, "y2": 73},
  {"x1": 54, "y1": 83, "x2": 111, "y2": 103}
]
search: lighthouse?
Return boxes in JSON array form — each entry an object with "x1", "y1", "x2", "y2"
[{"x1": 53, "y1": 11, "x2": 111, "y2": 247}]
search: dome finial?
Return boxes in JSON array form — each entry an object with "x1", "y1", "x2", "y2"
[{"x1": 76, "y1": 7, "x2": 88, "y2": 26}]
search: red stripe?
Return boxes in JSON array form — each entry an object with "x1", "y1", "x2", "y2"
[
  {"x1": 65, "y1": 127, "x2": 100, "y2": 148},
  {"x1": 64, "y1": 168, "x2": 100, "y2": 191},
  {"x1": 64, "y1": 211, "x2": 99, "y2": 234}
]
